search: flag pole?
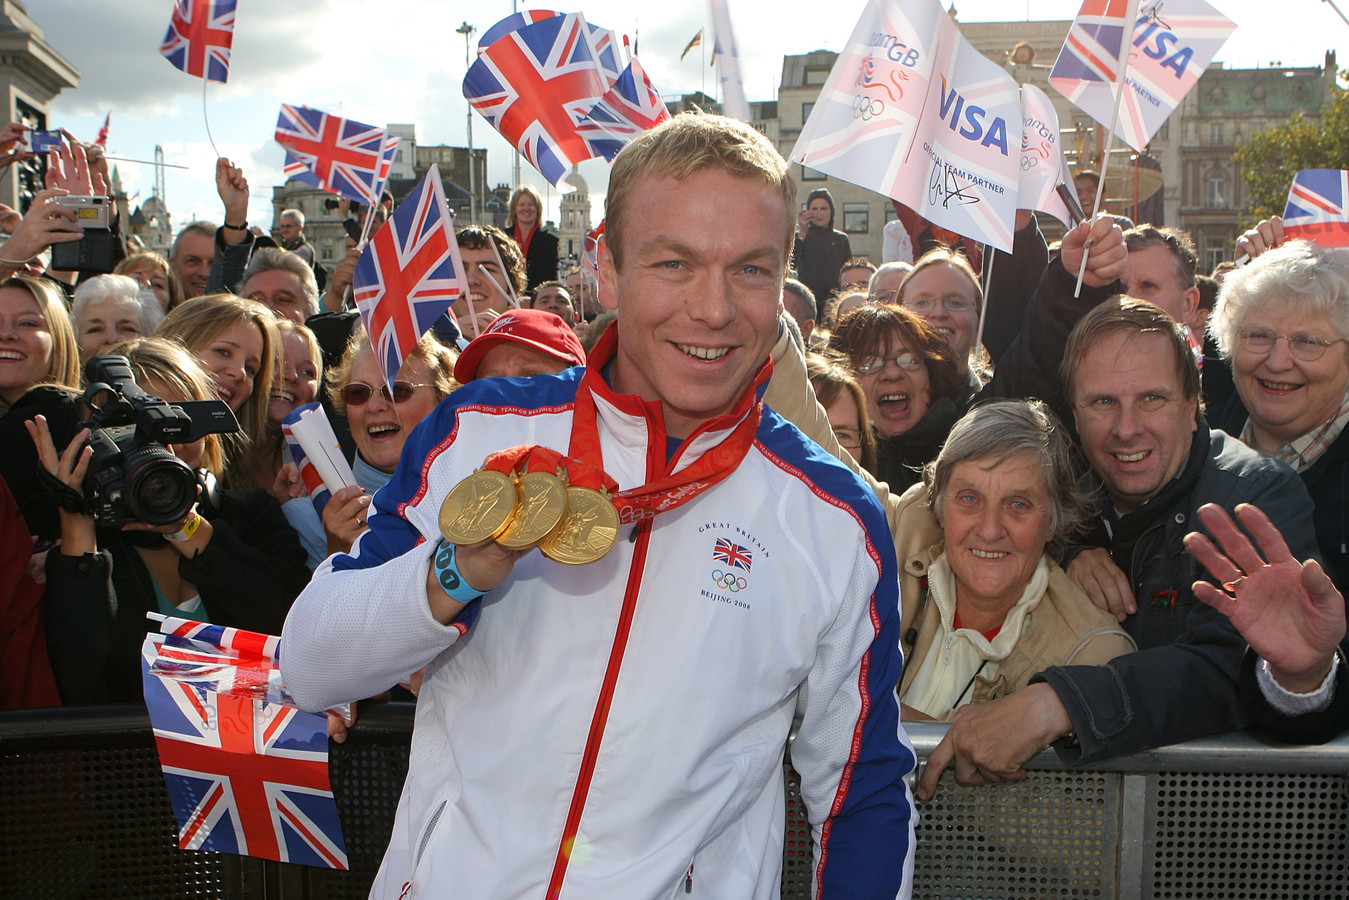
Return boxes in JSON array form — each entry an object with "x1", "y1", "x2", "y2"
[
  {"x1": 1073, "y1": 0, "x2": 1140, "y2": 298},
  {"x1": 975, "y1": 247, "x2": 994, "y2": 358}
]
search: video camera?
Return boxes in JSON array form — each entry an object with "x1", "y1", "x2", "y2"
[{"x1": 78, "y1": 355, "x2": 238, "y2": 528}]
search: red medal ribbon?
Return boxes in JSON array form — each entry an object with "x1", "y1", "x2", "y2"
[
  {"x1": 482, "y1": 445, "x2": 533, "y2": 475},
  {"x1": 565, "y1": 324, "x2": 770, "y2": 525}
]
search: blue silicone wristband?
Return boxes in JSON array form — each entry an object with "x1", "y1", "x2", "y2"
[{"x1": 431, "y1": 540, "x2": 484, "y2": 604}]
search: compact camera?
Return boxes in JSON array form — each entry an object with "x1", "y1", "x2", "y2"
[
  {"x1": 50, "y1": 195, "x2": 117, "y2": 273},
  {"x1": 79, "y1": 355, "x2": 238, "y2": 528}
]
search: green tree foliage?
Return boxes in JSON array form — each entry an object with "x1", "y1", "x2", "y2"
[{"x1": 1234, "y1": 84, "x2": 1349, "y2": 228}]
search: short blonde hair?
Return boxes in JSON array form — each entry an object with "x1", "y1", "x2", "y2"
[
  {"x1": 1, "y1": 275, "x2": 79, "y2": 393},
  {"x1": 604, "y1": 112, "x2": 796, "y2": 269}
]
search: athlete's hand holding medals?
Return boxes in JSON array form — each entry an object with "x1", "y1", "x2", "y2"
[{"x1": 428, "y1": 445, "x2": 621, "y2": 615}]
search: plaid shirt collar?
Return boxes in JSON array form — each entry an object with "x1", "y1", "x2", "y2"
[{"x1": 1242, "y1": 388, "x2": 1349, "y2": 473}]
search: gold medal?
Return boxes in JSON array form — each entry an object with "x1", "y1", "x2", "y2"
[
  {"x1": 439, "y1": 468, "x2": 518, "y2": 545},
  {"x1": 540, "y1": 485, "x2": 620, "y2": 565},
  {"x1": 496, "y1": 471, "x2": 568, "y2": 550}
]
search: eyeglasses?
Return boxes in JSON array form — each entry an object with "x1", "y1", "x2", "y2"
[
  {"x1": 339, "y1": 381, "x2": 431, "y2": 406},
  {"x1": 869, "y1": 289, "x2": 900, "y2": 304},
  {"x1": 904, "y1": 296, "x2": 973, "y2": 314},
  {"x1": 833, "y1": 427, "x2": 864, "y2": 449},
  {"x1": 1238, "y1": 329, "x2": 1346, "y2": 362},
  {"x1": 856, "y1": 351, "x2": 924, "y2": 375}
]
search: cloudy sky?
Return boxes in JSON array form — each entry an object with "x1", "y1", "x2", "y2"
[{"x1": 35, "y1": 0, "x2": 1347, "y2": 234}]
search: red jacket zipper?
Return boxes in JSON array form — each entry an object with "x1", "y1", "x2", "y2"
[{"x1": 544, "y1": 517, "x2": 654, "y2": 898}]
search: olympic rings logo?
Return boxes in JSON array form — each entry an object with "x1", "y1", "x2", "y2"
[
  {"x1": 711, "y1": 569, "x2": 748, "y2": 592},
  {"x1": 852, "y1": 95, "x2": 885, "y2": 121}
]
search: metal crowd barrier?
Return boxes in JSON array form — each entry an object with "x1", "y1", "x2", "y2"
[{"x1": 2, "y1": 705, "x2": 1346, "y2": 898}]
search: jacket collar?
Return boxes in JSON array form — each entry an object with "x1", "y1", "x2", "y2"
[{"x1": 580, "y1": 322, "x2": 772, "y2": 479}]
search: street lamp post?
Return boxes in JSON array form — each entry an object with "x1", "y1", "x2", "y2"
[{"x1": 456, "y1": 21, "x2": 477, "y2": 224}]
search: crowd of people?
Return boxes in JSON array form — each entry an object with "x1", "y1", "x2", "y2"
[{"x1": 1, "y1": 112, "x2": 1346, "y2": 893}]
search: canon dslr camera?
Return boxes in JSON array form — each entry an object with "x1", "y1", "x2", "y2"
[{"x1": 80, "y1": 355, "x2": 238, "y2": 527}]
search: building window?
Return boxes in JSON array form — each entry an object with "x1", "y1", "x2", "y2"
[
  {"x1": 1205, "y1": 243, "x2": 1226, "y2": 275},
  {"x1": 1207, "y1": 170, "x2": 1227, "y2": 209},
  {"x1": 801, "y1": 165, "x2": 826, "y2": 182},
  {"x1": 801, "y1": 101, "x2": 815, "y2": 125},
  {"x1": 884, "y1": 205, "x2": 898, "y2": 223},
  {"x1": 842, "y1": 202, "x2": 869, "y2": 234},
  {"x1": 806, "y1": 69, "x2": 829, "y2": 86},
  {"x1": 1209, "y1": 122, "x2": 1225, "y2": 145}
]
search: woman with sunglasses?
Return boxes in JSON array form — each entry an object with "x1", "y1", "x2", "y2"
[
  {"x1": 321, "y1": 330, "x2": 458, "y2": 555},
  {"x1": 1209, "y1": 239, "x2": 1349, "y2": 586}
]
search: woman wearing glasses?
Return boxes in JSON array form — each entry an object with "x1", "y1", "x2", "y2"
[
  {"x1": 1209, "y1": 240, "x2": 1349, "y2": 584},
  {"x1": 829, "y1": 303, "x2": 965, "y2": 492},
  {"x1": 896, "y1": 248, "x2": 986, "y2": 397},
  {"x1": 322, "y1": 331, "x2": 458, "y2": 555}
]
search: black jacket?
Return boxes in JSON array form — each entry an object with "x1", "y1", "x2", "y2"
[
  {"x1": 793, "y1": 227, "x2": 853, "y2": 310},
  {"x1": 520, "y1": 227, "x2": 559, "y2": 291},
  {"x1": 1034, "y1": 422, "x2": 1320, "y2": 764}
]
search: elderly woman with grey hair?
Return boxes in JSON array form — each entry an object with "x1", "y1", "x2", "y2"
[
  {"x1": 71, "y1": 273, "x2": 164, "y2": 362},
  {"x1": 894, "y1": 399, "x2": 1135, "y2": 722},
  {"x1": 1208, "y1": 239, "x2": 1349, "y2": 586}
]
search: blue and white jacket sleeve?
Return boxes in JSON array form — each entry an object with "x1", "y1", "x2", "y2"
[
  {"x1": 790, "y1": 498, "x2": 916, "y2": 899},
  {"x1": 280, "y1": 399, "x2": 476, "y2": 712}
]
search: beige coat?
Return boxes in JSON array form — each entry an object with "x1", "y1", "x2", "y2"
[{"x1": 889, "y1": 487, "x2": 1136, "y2": 708}]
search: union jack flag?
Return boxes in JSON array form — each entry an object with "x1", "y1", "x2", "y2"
[
  {"x1": 577, "y1": 55, "x2": 670, "y2": 160},
  {"x1": 275, "y1": 105, "x2": 398, "y2": 206},
  {"x1": 478, "y1": 9, "x2": 561, "y2": 54},
  {"x1": 1049, "y1": 0, "x2": 1135, "y2": 86},
  {"x1": 353, "y1": 166, "x2": 467, "y2": 388},
  {"x1": 141, "y1": 629, "x2": 348, "y2": 869},
  {"x1": 713, "y1": 537, "x2": 753, "y2": 572},
  {"x1": 282, "y1": 403, "x2": 332, "y2": 514},
  {"x1": 1282, "y1": 170, "x2": 1349, "y2": 248},
  {"x1": 463, "y1": 12, "x2": 612, "y2": 187},
  {"x1": 160, "y1": 0, "x2": 237, "y2": 84}
]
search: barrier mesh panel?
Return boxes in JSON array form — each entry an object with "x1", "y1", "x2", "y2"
[
  {"x1": 915, "y1": 770, "x2": 1116, "y2": 898},
  {"x1": 1146, "y1": 771, "x2": 1349, "y2": 899},
  {"x1": 0, "y1": 744, "x2": 228, "y2": 898}
]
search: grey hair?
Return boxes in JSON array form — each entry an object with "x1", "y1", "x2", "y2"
[
  {"x1": 281, "y1": 208, "x2": 305, "y2": 228},
  {"x1": 1210, "y1": 240, "x2": 1349, "y2": 359},
  {"x1": 170, "y1": 221, "x2": 217, "y2": 260},
  {"x1": 242, "y1": 246, "x2": 320, "y2": 317},
  {"x1": 868, "y1": 261, "x2": 912, "y2": 294},
  {"x1": 71, "y1": 273, "x2": 165, "y2": 335},
  {"x1": 924, "y1": 398, "x2": 1094, "y2": 560}
]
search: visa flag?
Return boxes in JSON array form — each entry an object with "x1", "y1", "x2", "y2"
[
  {"x1": 464, "y1": 12, "x2": 613, "y2": 187},
  {"x1": 141, "y1": 627, "x2": 348, "y2": 869},
  {"x1": 1283, "y1": 170, "x2": 1349, "y2": 247},
  {"x1": 353, "y1": 166, "x2": 467, "y2": 389},
  {"x1": 160, "y1": 0, "x2": 237, "y2": 84},
  {"x1": 1018, "y1": 85, "x2": 1076, "y2": 228},
  {"x1": 576, "y1": 54, "x2": 670, "y2": 159},
  {"x1": 790, "y1": 0, "x2": 1021, "y2": 251},
  {"x1": 1050, "y1": 0, "x2": 1236, "y2": 151},
  {"x1": 275, "y1": 105, "x2": 398, "y2": 206}
]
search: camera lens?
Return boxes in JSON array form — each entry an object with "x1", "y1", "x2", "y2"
[{"x1": 123, "y1": 444, "x2": 197, "y2": 526}]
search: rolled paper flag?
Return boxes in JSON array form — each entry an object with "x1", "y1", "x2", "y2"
[{"x1": 282, "y1": 403, "x2": 356, "y2": 513}]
